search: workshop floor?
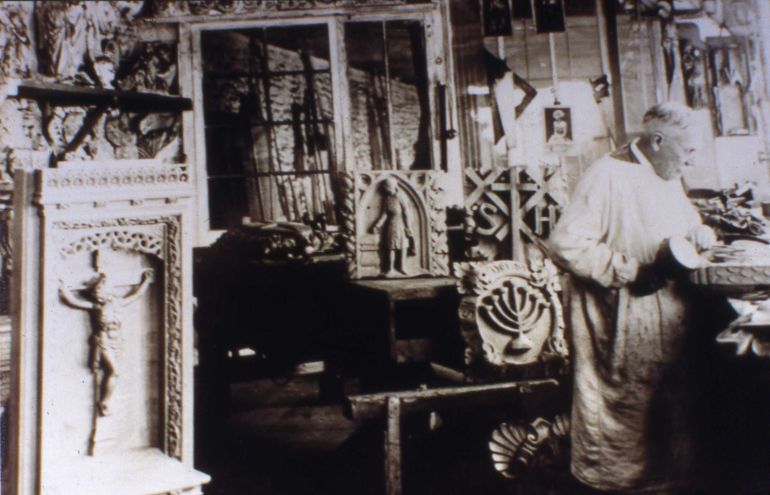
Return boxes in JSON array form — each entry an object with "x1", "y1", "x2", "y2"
[
  {"x1": 194, "y1": 362, "x2": 770, "y2": 495},
  {"x1": 194, "y1": 373, "x2": 537, "y2": 495}
]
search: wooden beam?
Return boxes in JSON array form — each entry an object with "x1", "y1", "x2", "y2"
[
  {"x1": 13, "y1": 80, "x2": 193, "y2": 111},
  {"x1": 345, "y1": 378, "x2": 559, "y2": 420},
  {"x1": 385, "y1": 397, "x2": 403, "y2": 495}
]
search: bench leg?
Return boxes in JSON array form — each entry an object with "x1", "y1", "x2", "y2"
[{"x1": 385, "y1": 396, "x2": 402, "y2": 495}]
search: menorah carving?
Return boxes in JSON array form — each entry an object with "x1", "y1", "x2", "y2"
[
  {"x1": 478, "y1": 280, "x2": 551, "y2": 363},
  {"x1": 455, "y1": 259, "x2": 568, "y2": 381}
]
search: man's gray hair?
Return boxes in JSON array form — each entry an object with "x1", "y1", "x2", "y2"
[{"x1": 643, "y1": 102, "x2": 697, "y2": 132}]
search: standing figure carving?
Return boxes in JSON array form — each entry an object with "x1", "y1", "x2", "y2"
[
  {"x1": 59, "y1": 270, "x2": 153, "y2": 417},
  {"x1": 371, "y1": 177, "x2": 415, "y2": 276},
  {"x1": 36, "y1": 1, "x2": 88, "y2": 80}
]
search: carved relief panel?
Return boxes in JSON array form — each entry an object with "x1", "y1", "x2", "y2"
[
  {"x1": 340, "y1": 170, "x2": 448, "y2": 279},
  {"x1": 9, "y1": 161, "x2": 209, "y2": 495},
  {"x1": 463, "y1": 166, "x2": 567, "y2": 262},
  {"x1": 455, "y1": 260, "x2": 568, "y2": 381}
]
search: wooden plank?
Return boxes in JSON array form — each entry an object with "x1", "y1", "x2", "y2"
[
  {"x1": 345, "y1": 379, "x2": 559, "y2": 420},
  {"x1": 352, "y1": 277, "x2": 456, "y2": 300}
]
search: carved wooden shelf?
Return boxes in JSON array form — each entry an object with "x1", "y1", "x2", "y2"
[{"x1": 11, "y1": 80, "x2": 192, "y2": 111}]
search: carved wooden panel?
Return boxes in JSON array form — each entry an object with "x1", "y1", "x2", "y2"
[
  {"x1": 691, "y1": 263, "x2": 770, "y2": 287},
  {"x1": 9, "y1": 161, "x2": 209, "y2": 495},
  {"x1": 340, "y1": 170, "x2": 448, "y2": 279},
  {"x1": 463, "y1": 166, "x2": 567, "y2": 262},
  {"x1": 455, "y1": 260, "x2": 568, "y2": 381}
]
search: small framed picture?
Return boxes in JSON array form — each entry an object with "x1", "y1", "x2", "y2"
[
  {"x1": 531, "y1": 0, "x2": 566, "y2": 33},
  {"x1": 483, "y1": 0, "x2": 513, "y2": 37},
  {"x1": 545, "y1": 107, "x2": 573, "y2": 154}
]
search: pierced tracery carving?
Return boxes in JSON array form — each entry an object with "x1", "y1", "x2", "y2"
[{"x1": 60, "y1": 230, "x2": 164, "y2": 258}]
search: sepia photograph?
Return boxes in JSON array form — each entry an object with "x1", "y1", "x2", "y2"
[{"x1": 1, "y1": 0, "x2": 770, "y2": 494}]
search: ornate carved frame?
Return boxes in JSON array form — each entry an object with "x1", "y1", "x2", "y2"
[
  {"x1": 339, "y1": 170, "x2": 449, "y2": 279},
  {"x1": 51, "y1": 215, "x2": 184, "y2": 460},
  {"x1": 454, "y1": 259, "x2": 568, "y2": 380}
]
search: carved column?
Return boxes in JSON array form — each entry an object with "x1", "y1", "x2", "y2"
[{"x1": 8, "y1": 160, "x2": 209, "y2": 495}]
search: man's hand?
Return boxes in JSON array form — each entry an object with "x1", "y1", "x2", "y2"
[
  {"x1": 686, "y1": 225, "x2": 717, "y2": 253},
  {"x1": 628, "y1": 262, "x2": 667, "y2": 296}
]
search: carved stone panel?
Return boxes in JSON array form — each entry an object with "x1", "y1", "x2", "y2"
[
  {"x1": 0, "y1": 1, "x2": 36, "y2": 78},
  {"x1": 9, "y1": 162, "x2": 209, "y2": 495},
  {"x1": 147, "y1": 0, "x2": 427, "y2": 18},
  {"x1": 455, "y1": 260, "x2": 568, "y2": 381},
  {"x1": 340, "y1": 170, "x2": 448, "y2": 280}
]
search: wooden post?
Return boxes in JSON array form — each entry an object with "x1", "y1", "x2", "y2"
[
  {"x1": 511, "y1": 167, "x2": 525, "y2": 262},
  {"x1": 596, "y1": 0, "x2": 627, "y2": 145},
  {"x1": 385, "y1": 396, "x2": 403, "y2": 495}
]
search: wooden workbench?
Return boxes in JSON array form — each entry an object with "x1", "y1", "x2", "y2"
[{"x1": 350, "y1": 277, "x2": 459, "y2": 365}]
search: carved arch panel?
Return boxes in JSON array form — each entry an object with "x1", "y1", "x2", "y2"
[{"x1": 340, "y1": 170, "x2": 448, "y2": 279}]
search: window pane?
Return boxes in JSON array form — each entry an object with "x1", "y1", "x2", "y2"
[
  {"x1": 202, "y1": 31, "x2": 252, "y2": 75},
  {"x1": 204, "y1": 77, "x2": 267, "y2": 118},
  {"x1": 208, "y1": 178, "x2": 251, "y2": 230},
  {"x1": 265, "y1": 25, "x2": 330, "y2": 72},
  {"x1": 205, "y1": 125, "x2": 249, "y2": 176},
  {"x1": 345, "y1": 21, "x2": 431, "y2": 170},
  {"x1": 203, "y1": 24, "x2": 337, "y2": 227},
  {"x1": 386, "y1": 21, "x2": 432, "y2": 170},
  {"x1": 346, "y1": 22, "x2": 392, "y2": 170}
]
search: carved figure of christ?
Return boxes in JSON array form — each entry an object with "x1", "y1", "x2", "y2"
[{"x1": 59, "y1": 266, "x2": 153, "y2": 417}]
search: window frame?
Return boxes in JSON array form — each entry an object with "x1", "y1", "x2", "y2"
[{"x1": 183, "y1": 4, "x2": 454, "y2": 246}]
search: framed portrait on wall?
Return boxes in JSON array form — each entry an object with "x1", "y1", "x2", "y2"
[
  {"x1": 531, "y1": 0, "x2": 566, "y2": 33},
  {"x1": 483, "y1": 0, "x2": 513, "y2": 37},
  {"x1": 545, "y1": 107, "x2": 573, "y2": 154}
]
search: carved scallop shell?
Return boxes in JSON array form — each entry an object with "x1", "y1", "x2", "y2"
[{"x1": 489, "y1": 422, "x2": 528, "y2": 479}]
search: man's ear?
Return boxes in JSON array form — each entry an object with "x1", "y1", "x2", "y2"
[{"x1": 650, "y1": 132, "x2": 664, "y2": 152}]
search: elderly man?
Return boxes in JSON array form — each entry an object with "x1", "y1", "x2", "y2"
[{"x1": 546, "y1": 102, "x2": 717, "y2": 494}]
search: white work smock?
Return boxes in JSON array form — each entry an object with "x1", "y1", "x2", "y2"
[{"x1": 547, "y1": 142, "x2": 705, "y2": 494}]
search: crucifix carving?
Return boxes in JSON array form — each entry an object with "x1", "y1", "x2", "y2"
[{"x1": 58, "y1": 251, "x2": 153, "y2": 420}]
